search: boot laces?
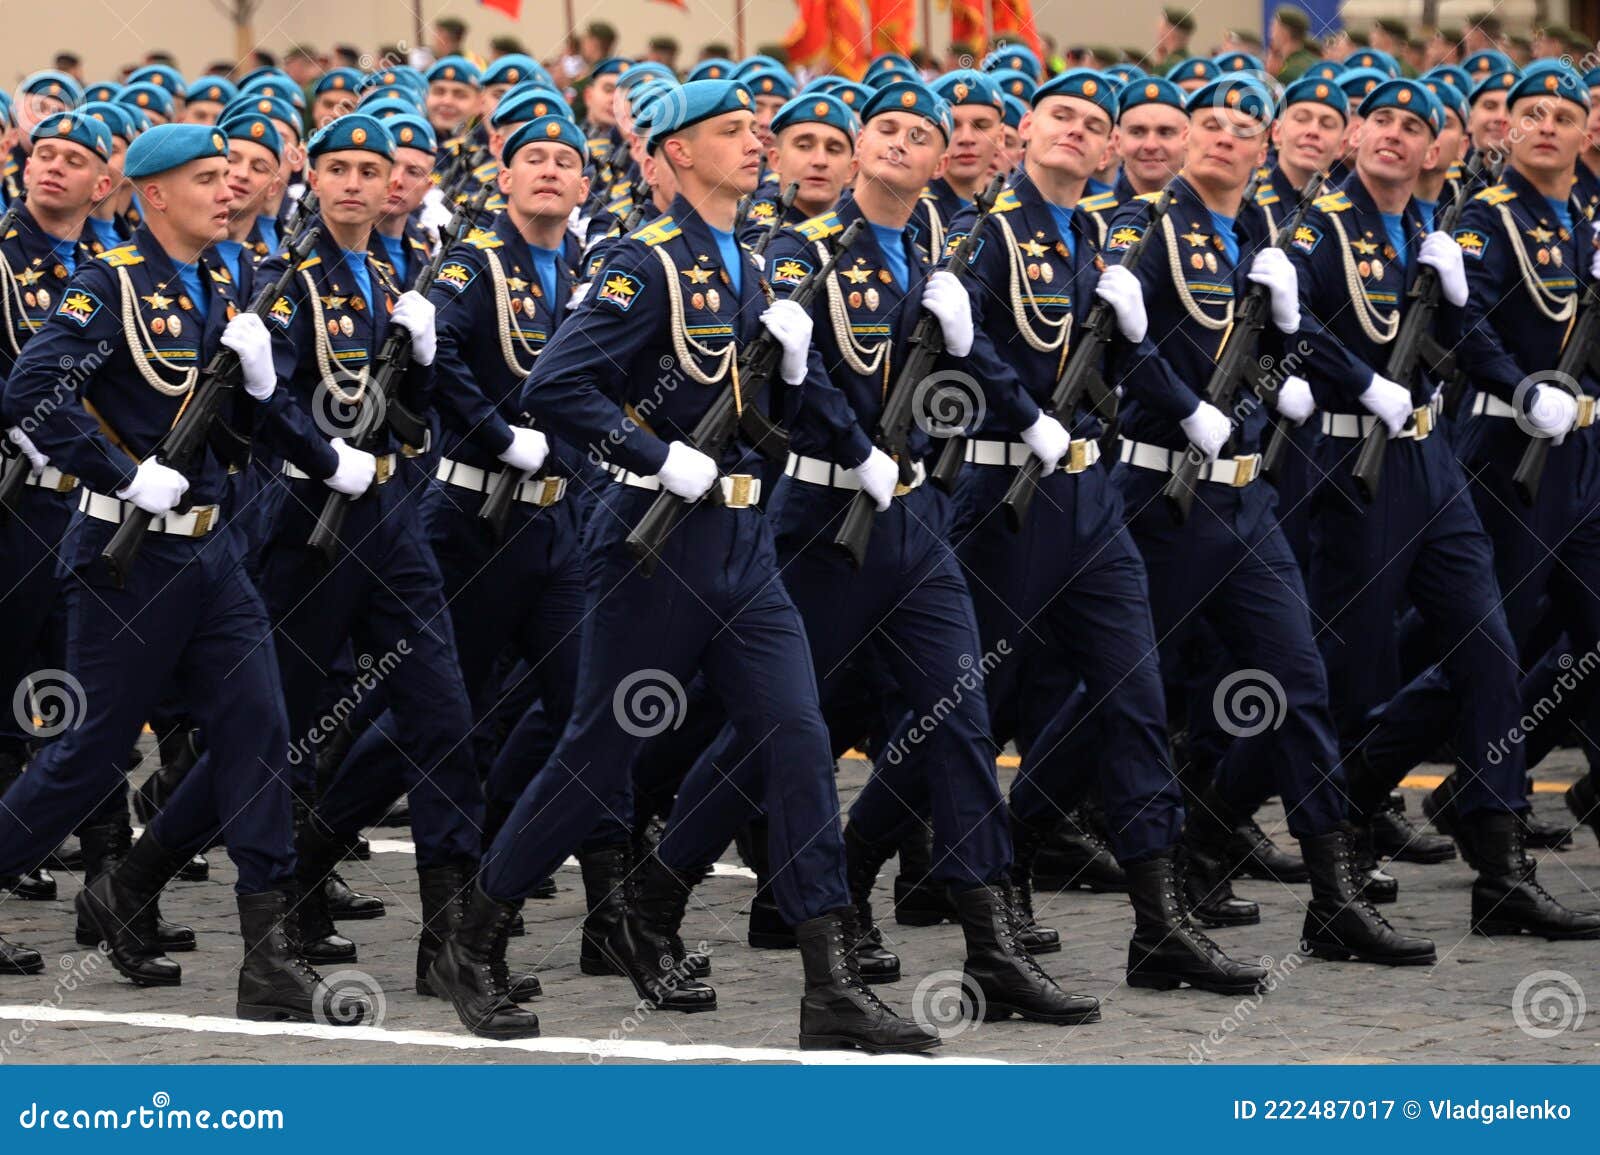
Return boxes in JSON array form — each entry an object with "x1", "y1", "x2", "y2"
[
  {"x1": 1335, "y1": 836, "x2": 1396, "y2": 929},
  {"x1": 996, "y1": 884, "x2": 1053, "y2": 982}
]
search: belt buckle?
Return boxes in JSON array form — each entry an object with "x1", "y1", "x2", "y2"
[
  {"x1": 1411, "y1": 406, "x2": 1433, "y2": 440},
  {"x1": 533, "y1": 477, "x2": 564, "y2": 506},
  {"x1": 56, "y1": 472, "x2": 78, "y2": 493},
  {"x1": 374, "y1": 455, "x2": 393, "y2": 485},
  {"x1": 1231, "y1": 455, "x2": 1259, "y2": 487},
  {"x1": 1065, "y1": 439, "x2": 1089, "y2": 474},
  {"x1": 1579, "y1": 396, "x2": 1596, "y2": 429},
  {"x1": 725, "y1": 474, "x2": 755, "y2": 508},
  {"x1": 190, "y1": 506, "x2": 215, "y2": 537}
]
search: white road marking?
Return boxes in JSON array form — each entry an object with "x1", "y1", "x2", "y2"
[
  {"x1": 365, "y1": 838, "x2": 758, "y2": 881},
  {"x1": 0, "y1": 1005, "x2": 987, "y2": 1065}
]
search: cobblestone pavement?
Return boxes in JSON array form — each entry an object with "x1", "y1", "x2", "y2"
[{"x1": 1, "y1": 750, "x2": 1596, "y2": 1065}]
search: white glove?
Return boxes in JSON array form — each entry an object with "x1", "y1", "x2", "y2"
[
  {"x1": 760, "y1": 298, "x2": 813, "y2": 385},
  {"x1": 656, "y1": 440, "x2": 718, "y2": 501},
  {"x1": 1590, "y1": 245, "x2": 1600, "y2": 281},
  {"x1": 1359, "y1": 373, "x2": 1413, "y2": 438},
  {"x1": 1418, "y1": 231, "x2": 1468, "y2": 307},
  {"x1": 852, "y1": 446, "x2": 899, "y2": 511},
  {"x1": 116, "y1": 457, "x2": 189, "y2": 515},
  {"x1": 919, "y1": 269, "x2": 974, "y2": 357},
  {"x1": 6, "y1": 427, "x2": 47, "y2": 472},
  {"x1": 1247, "y1": 247, "x2": 1300, "y2": 334},
  {"x1": 419, "y1": 187, "x2": 453, "y2": 242},
  {"x1": 1526, "y1": 385, "x2": 1579, "y2": 444},
  {"x1": 1179, "y1": 401, "x2": 1232, "y2": 461},
  {"x1": 391, "y1": 291, "x2": 437, "y2": 366},
  {"x1": 1275, "y1": 375, "x2": 1315, "y2": 425},
  {"x1": 1020, "y1": 412, "x2": 1073, "y2": 472},
  {"x1": 498, "y1": 426, "x2": 549, "y2": 472},
  {"x1": 325, "y1": 436, "x2": 377, "y2": 496},
  {"x1": 221, "y1": 313, "x2": 276, "y2": 401},
  {"x1": 749, "y1": 252, "x2": 766, "y2": 273},
  {"x1": 1094, "y1": 264, "x2": 1147, "y2": 343}
]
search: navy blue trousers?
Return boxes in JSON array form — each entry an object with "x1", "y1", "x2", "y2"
[
  {"x1": 0, "y1": 525, "x2": 293, "y2": 893},
  {"x1": 480, "y1": 485, "x2": 849, "y2": 924},
  {"x1": 0, "y1": 484, "x2": 75, "y2": 760},
  {"x1": 255, "y1": 468, "x2": 482, "y2": 867},
  {"x1": 1309, "y1": 430, "x2": 1526, "y2": 816}
]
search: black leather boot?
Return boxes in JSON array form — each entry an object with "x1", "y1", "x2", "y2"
[
  {"x1": 1033, "y1": 808, "x2": 1128, "y2": 892},
  {"x1": 323, "y1": 868, "x2": 385, "y2": 921},
  {"x1": 1567, "y1": 775, "x2": 1599, "y2": 845},
  {"x1": 1007, "y1": 808, "x2": 1061, "y2": 953},
  {"x1": 578, "y1": 843, "x2": 633, "y2": 975},
  {"x1": 427, "y1": 883, "x2": 541, "y2": 1038},
  {"x1": 1350, "y1": 821, "x2": 1398, "y2": 904},
  {"x1": 1370, "y1": 791, "x2": 1457, "y2": 863},
  {"x1": 1460, "y1": 810, "x2": 1600, "y2": 940},
  {"x1": 891, "y1": 821, "x2": 958, "y2": 925},
  {"x1": 1297, "y1": 824, "x2": 1436, "y2": 965},
  {"x1": 132, "y1": 726, "x2": 200, "y2": 824},
  {"x1": 237, "y1": 891, "x2": 369, "y2": 1023},
  {"x1": 0, "y1": 933, "x2": 43, "y2": 975},
  {"x1": 179, "y1": 855, "x2": 210, "y2": 882},
  {"x1": 1180, "y1": 787, "x2": 1261, "y2": 927},
  {"x1": 738, "y1": 817, "x2": 796, "y2": 949},
  {"x1": 1125, "y1": 851, "x2": 1269, "y2": 995},
  {"x1": 1222, "y1": 813, "x2": 1308, "y2": 883},
  {"x1": 796, "y1": 909, "x2": 940, "y2": 1054},
  {"x1": 75, "y1": 831, "x2": 185, "y2": 986},
  {"x1": 599, "y1": 853, "x2": 717, "y2": 1012},
  {"x1": 842, "y1": 825, "x2": 902, "y2": 983},
  {"x1": 415, "y1": 864, "x2": 541, "y2": 1001},
  {"x1": 75, "y1": 815, "x2": 195, "y2": 952},
  {"x1": 954, "y1": 882, "x2": 1100, "y2": 1024},
  {"x1": 291, "y1": 815, "x2": 357, "y2": 963}
]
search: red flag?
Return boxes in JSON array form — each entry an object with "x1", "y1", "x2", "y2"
[
  {"x1": 870, "y1": 0, "x2": 915, "y2": 56},
  {"x1": 479, "y1": 0, "x2": 521, "y2": 18},
  {"x1": 992, "y1": 0, "x2": 1042, "y2": 60},
  {"x1": 949, "y1": 0, "x2": 987, "y2": 57},
  {"x1": 785, "y1": 0, "x2": 870, "y2": 78}
]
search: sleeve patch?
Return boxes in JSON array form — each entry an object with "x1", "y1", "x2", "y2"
[
  {"x1": 595, "y1": 269, "x2": 644, "y2": 311},
  {"x1": 1290, "y1": 223, "x2": 1323, "y2": 254},
  {"x1": 1106, "y1": 224, "x2": 1145, "y2": 252},
  {"x1": 771, "y1": 257, "x2": 811, "y2": 287},
  {"x1": 267, "y1": 295, "x2": 297, "y2": 329},
  {"x1": 56, "y1": 288, "x2": 104, "y2": 327},
  {"x1": 434, "y1": 262, "x2": 478, "y2": 293},
  {"x1": 1453, "y1": 230, "x2": 1489, "y2": 260}
]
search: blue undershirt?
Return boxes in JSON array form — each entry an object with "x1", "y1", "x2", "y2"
[
  {"x1": 708, "y1": 224, "x2": 741, "y2": 296},
  {"x1": 1086, "y1": 177, "x2": 1114, "y2": 197},
  {"x1": 256, "y1": 215, "x2": 278, "y2": 255},
  {"x1": 1046, "y1": 204, "x2": 1077, "y2": 263},
  {"x1": 870, "y1": 223, "x2": 908, "y2": 291},
  {"x1": 342, "y1": 250, "x2": 373, "y2": 314},
  {"x1": 1414, "y1": 198, "x2": 1437, "y2": 233},
  {"x1": 527, "y1": 242, "x2": 561, "y2": 313},
  {"x1": 87, "y1": 217, "x2": 120, "y2": 251},
  {"x1": 172, "y1": 260, "x2": 208, "y2": 322},
  {"x1": 1380, "y1": 212, "x2": 1409, "y2": 267},
  {"x1": 380, "y1": 234, "x2": 409, "y2": 285},
  {"x1": 1207, "y1": 211, "x2": 1238, "y2": 266},
  {"x1": 51, "y1": 237, "x2": 77, "y2": 276},
  {"x1": 214, "y1": 240, "x2": 244, "y2": 287},
  {"x1": 1545, "y1": 196, "x2": 1573, "y2": 235}
]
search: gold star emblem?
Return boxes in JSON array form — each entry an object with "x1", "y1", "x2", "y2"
[
  {"x1": 842, "y1": 265, "x2": 872, "y2": 284},
  {"x1": 1020, "y1": 238, "x2": 1050, "y2": 257},
  {"x1": 16, "y1": 267, "x2": 45, "y2": 287},
  {"x1": 1525, "y1": 225, "x2": 1555, "y2": 243},
  {"x1": 683, "y1": 265, "x2": 714, "y2": 284},
  {"x1": 506, "y1": 276, "x2": 529, "y2": 292},
  {"x1": 1350, "y1": 238, "x2": 1379, "y2": 255},
  {"x1": 1180, "y1": 231, "x2": 1209, "y2": 247},
  {"x1": 321, "y1": 294, "x2": 348, "y2": 311},
  {"x1": 141, "y1": 290, "x2": 173, "y2": 310}
]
